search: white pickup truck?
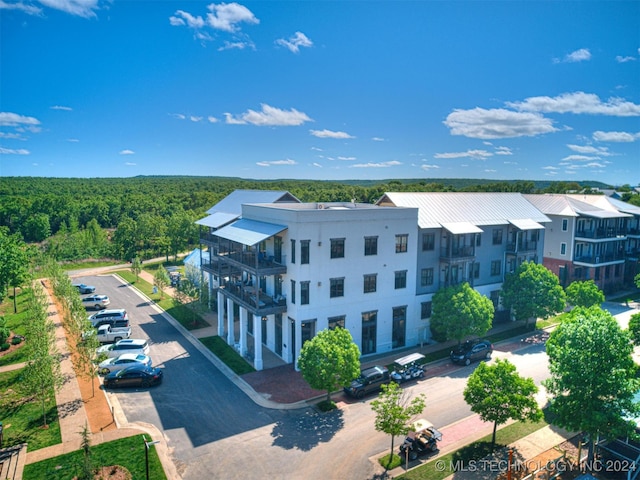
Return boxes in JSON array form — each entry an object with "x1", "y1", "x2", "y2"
[{"x1": 94, "y1": 324, "x2": 132, "y2": 344}]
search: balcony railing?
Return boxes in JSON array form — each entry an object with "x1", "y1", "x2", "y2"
[
  {"x1": 575, "y1": 228, "x2": 626, "y2": 240},
  {"x1": 220, "y1": 281, "x2": 287, "y2": 316},
  {"x1": 506, "y1": 240, "x2": 538, "y2": 253},
  {"x1": 574, "y1": 252, "x2": 626, "y2": 265},
  {"x1": 440, "y1": 245, "x2": 475, "y2": 262}
]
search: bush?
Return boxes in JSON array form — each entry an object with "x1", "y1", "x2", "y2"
[
  {"x1": 378, "y1": 453, "x2": 402, "y2": 470},
  {"x1": 0, "y1": 343, "x2": 10, "y2": 351},
  {"x1": 11, "y1": 335, "x2": 23, "y2": 345}
]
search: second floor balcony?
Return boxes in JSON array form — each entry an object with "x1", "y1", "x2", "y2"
[
  {"x1": 506, "y1": 240, "x2": 538, "y2": 254},
  {"x1": 575, "y1": 227, "x2": 627, "y2": 240},
  {"x1": 220, "y1": 280, "x2": 287, "y2": 316},
  {"x1": 440, "y1": 245, "x2": 475, "y2": 263}
]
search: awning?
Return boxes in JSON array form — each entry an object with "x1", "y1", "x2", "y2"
[
  {"x1": 196, "y1": 212, "x2": 239, "y2": 229},
  {"x1": 509, "y1": 218, "x2": 545, "y2": 230},
  {"x1": 214, "y1": 218, "x2": 287, "y2": 246},
  {"x1": 441, "y1": 222, "x2": 483, "y2": 234},
  {"x1": 579, "y1": 210, "x2": 632, "y2": 219}
]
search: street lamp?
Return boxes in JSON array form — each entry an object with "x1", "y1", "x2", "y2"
[{"x1": 143, "y1": 435, "x2": 160, "y2": 480}]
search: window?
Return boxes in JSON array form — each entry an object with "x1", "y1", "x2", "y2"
[
  {"x1": 395, "y1": 270, "x2": 407, "y2": 289},
  {"x1": 363, "y1": 274, "x2": 377, "y2": 293},
  {"x1": 392, "y1": 307, "x2": 406, "y2": 348},
  {"x1": 301, "y1": 319, "x2": 316, "y2": 345},
  {"x1": 300, "y1": 281, "x2": 310, "y2": 305},
  {"x1": 364, "y1": 236, "x2": 378, "y2": 256},
  {"x1": 395, "y1": 234, "x2": 408, "y2": 253},
  {"x1": 330, "y1": 238, "x2": 345, "y2": 259},
  {"x1": 472, "y1": 263, "x2": 480, "y2": 279},
  {"x1": 490, "y1": 260, "x2": 501, "y2": 276},
  {"x1": 330, "y1": 278, "x2": 344, "y2": 298},
  {"x1": 290, "y1": 239, "x2": 296, "y2": 264},
  {"x1": 328, "y1": 315, "x2": 345, "y2": 330},
  {"x1": 421, "y1": 301, "x2": 432, "y2": 319},
  {"x1": 290, "y1": 280, "x2": 296, "y2": 304},
  {"x1": 422, "y1": 233, "x2": 435, "y2": 251},
  {"x1": 300, "y1": 240, "x2": 310, "y2": 264},
  {"x1": 361, "y1": 311, "x2": 377, "y2": 355},
  {"x1": 560, "y1": 242, "x2": 567, "y2": 255},
  {"x1": 420, "y1": 268, "x2": 434, "y2": 286},
  {"x1": 492, "y1": 229, "x2": 503, "y2": 245},
  {"x1": 562, "y1": 219, "x2": 568, "y2": 232},
  {"x1": 476, "y1": 234, "x2": 481, "y2": 247}
]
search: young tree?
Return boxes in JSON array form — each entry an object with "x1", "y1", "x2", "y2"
[
  {"x1": 628, "y1": 312, "x2": 640, "y2": 345},
  {"x1": 544, "y1": 306, "x2": 639, "y2": 464},
  {"x1": 153, "y1": 265, "x2": 170, "y2": 299},
  {"x1": 370, "y1": 382, "x2": 426, "y2": 465},
  {"x1": 130, "y1": 257, "x2": 142, "y2": 282},
  {"x1": 297, "y1": 328, "x2": 361, "y2": 404},
  {"x1": 430, "y1": 282, "x2": 494, "y2": 345},
  {"x1": 565, "y1": 280, "x2": 604, "y2": 308},
  {"x1": 173, "y1": 278, "x2": 204, "y2": 327},
  {"x1": 501, "y1": 261, "x2": 566, "y2": 328},
  {"x1": 464, "y1": 358, "x2": 542, "y2": 451},
  {"x1": 74, "y1": 320, "x2": 100, "y2": 398},
  {"x1": 0, "y1": 227, "x2": 30, "y2": 311}
]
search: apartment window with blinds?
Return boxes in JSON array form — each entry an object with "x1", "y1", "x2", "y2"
[
  {"x1": 290, "y1": 280, "x2": 296, "y2": 304},
  {"x1": 301, "y1": 240, "x2": 310, "y2": 264},
  {"x1": 300, "y1": 281, "x2": 310, "y2": 305},
  {"x1": 421, "y1": 301, "x2": 432, "y2": 319},
  {"x1": 422, "y1": 233, "x2": 435, "y2": 251},
  {"x1": 364, "y1": 236, "x2": 378, "y2": 256},
  {"x1": 395, "y1": 234, "x2": 408, "y2": 253},
  {"x1": 330, "y1": 238, "x2": 345, "y2": 259},
  {"x1": 328, "y1": 315, "x2": 345, "y2": 329},
  {"x1": 490, "y1": 260, "x2": 501, "y2": 276},
  {"x1": 420, "y1": 268, "x2": 434, "y2": 286},
  {"x1": 363, "y1": 274, "x2": 377, "y2": 293},
  {"x1": 290, "y1": 239, "x2": 296, "y2": 263},
  {"x1": 330, "y1": 278, "x2": 344, "y2": 298},
  {"x1": 492, "y1": 229, "x2": 503, "y2": 245},
  {"x1": 395, "y1": 270, "x2": 407, "y2": 289}
]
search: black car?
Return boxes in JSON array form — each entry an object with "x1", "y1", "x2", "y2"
[
  {"x1": 450, "y1": 339, "x2": 493, "y2": 366},
  {"x1": 103, "y1": 365, "x2": 163, "y2": 388},
  {"x1": 344, "y1": 365, "x2": 390, "y2": 399}
]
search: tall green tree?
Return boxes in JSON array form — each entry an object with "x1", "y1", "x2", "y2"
[
  {"x1": 0, "y1": 227, "x2": 31, "y2": 310},
  {"x1": 130, "y1": 257, "x2": 142, "y2": 282},
  {"x1": 370, "y1": 382, "x2": 426, "y2": 466},
  {"x1": 565, "y1": 280, "x2": 604, "y2": 308},
  {"x1": 153, "y1": 265, "x2": 171, "y2": 299},
  {"x1": 544, "y1": 306, "x2": 639, "y2": 463},
  {"x1": 501, "y1": 261, "x2": 566, "y2": 328},
  {"x1": 430, "y1": 282, "x2": 494, "y2": 345},
  {"x1": 628, "y1": 312, "x2": 640, "y2": 345},
  {"x1": 297, "y1": 327, "x2": 361, "y2": 404},
  {"x1": 464, "y1": 358, "x2": 542, "y2": 451}
]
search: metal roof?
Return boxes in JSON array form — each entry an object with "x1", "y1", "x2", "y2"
[
  {"x1": 441, "y1": 222, "x2": 483, "y2": 234},
  {"x1": 378, "y1": 192, "x2": 550, "y2": 229},
  {"x1": 213, "y1": 218, "x2": 287, "y2": 246},
  {"x1": 195, "y1": 211, "x2": 239, "y2": 228},
  {"x1": 509, "y1": 218, "x2": 545, "y2": 230},
  {"x1": 524, "y1": 194, "x2": 632, "y2": 218},
  {"x1": 205, "y1": 190, "x2": 300, "y2": 215}
]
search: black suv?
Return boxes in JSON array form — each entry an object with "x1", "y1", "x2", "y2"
[
  {"x1": 344, "y1": 365, "x2": 390, "y2": 399},
  {"x1": 450, "y1": 339, "x2": 493, "y2": 366}
]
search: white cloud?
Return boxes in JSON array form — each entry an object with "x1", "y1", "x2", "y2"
[
  {"x1": 275, "y1": 31, "x2": 313, "y2": 53},
  {"x1": 507, "y1": 92, "x2": 640, "y2": 116},
  {"x1": 616, "y1": 55, "x2": 636, "y2": 63},
  {"x1": 256, "y1": 159, "x2": 297, "y2": 167},
  {"x1": 170, "y1": 10, "x2": 205, "y2": 28},
  {"x1": 0, "y1": 132, "x2": 24, "y2": 140},
  {"x1": 434, "y1": 149, "x2": 492, "y2": 159},
  {"x1": 444, "y1": 108, "x2": 557, "y2": 139},
  {"x1": 124, "y1": 162, "x2": 136, "y2": 166},
  {"x1": 593, "y1": 130, "x2": 639, "y2": 142},
  {"x1": 0, "y1": 111, "x2": 41, "y2": 128},
  {"x1": 0, "y1": 146, "x2": 30, "y2": 154},
  {"x1": 67, "y1": 138, "x2": 79, "y2": 142},
  {"x1": 207, "y1": 116, "x2": 218, "y2": 123},
  {"x1": 372, "y1": 137, "x2": 385, "y2": 142},
  {"x1": 309, "y1": 129, "x2": 354, "y2": 139},
  {"x1": 337, "y1": 156, "x2": 356, "y2": 161},
  {"x1": 484, "y1": 169, "x2": 497, "y2": 173},
  {"x1": 312, "y1": 162, "x2": 322, "y2": 168},
  {"x1": 567, "y1": 144, "x2": 612, "y2": 156},
  {"x1": 421, "y1": 164, "x2": 440, "y2": 170},
  {"x1": 225, "y1": 104, "x2": 311, "y2": 126},
  {"x1": 119, "y1": 149, "x2": 135, "y2": 155},
  {"x1": 0, "y1": 0, "x2": 43, "y2": 15},
  {"x1": 206, "y1": 2, "x2": 259, "y2": 32},
  {"x1": 170, "y1": 113, "x2": 186, "y2": 120},
  {"x1": 562, "y1": 154, "x2": 599, "y2": 161},
  {"x1": 542, "y1": 166, "x2": 559, "y2": 170},
  {"x1": 554, "y1": 48, "x2": 591, "y2": 63},
  {"x1": 311, "y1": 146, "x2": 323, "y2": 151},
  {"x1": 37, "y1": 0, "x2": 99, "y2": 18},
  {"x1": 494, "y1": 146, "x2": 513, "y2": 155},
  {"x1": 50, "y1": 105, "x2": 72, "y2": 111},
  {"x1": 218, "y1": 40, "x2": 255, "y2": 51},
  {"x1": 190, "y1": 116, "x2": 203, "y2": 122},
  {"x1": 350, "y1": 160, "x2": 401, "y2": 168}
]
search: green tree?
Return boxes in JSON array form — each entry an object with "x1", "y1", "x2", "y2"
[
  {"x1": 0, "y1": 316, "x2": 10, "y2": 345},
  {"x1": 173, "y1": 278, "x2": 204, "y2": 327},
  {"x1": 430, "y1": 282, "x2": 494, "y2": 345},
  {"x1": 565, "y1": 280, "x2": 604, "y2": 308},
  {"x1": 635, "y1": 272, "x2": 640, "y2": 289},
  {"x1": 130, "y1": 257, "x2": 142, "y2": 282},
  {"x1": 544, "y1": 306, "x2": 639, "y2": 463},
  {"x1": 501, "y1": 261, "x2": 566, "y2": 328},
  {"x1": 23, "y1": 212, "x2": 51, "y2": 242},
  {"x1": 0, "y1": 228, "x2": 31, "y2": 311},
  {"x1": 370, "y1": 382, "x2": 426, "y2": 466},
  {"x1": 628, "y1": 312, "x2": 640, "y2": 345},
  {"x1": 297, "y1": 328, "x2": 361, "y2": 404},
  {"x1": 154, "y1": 265, "x2": 171, "y2": 299},
  {"x1": 464, "y1": 359, "x2": 542, "y2": 451}
]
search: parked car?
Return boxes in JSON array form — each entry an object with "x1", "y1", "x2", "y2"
[
  {"x1": 93, "y1": 324, "x2": 132, "y2": 344},
  {"x1": 82, "y1": 294, "x2": 110, "y2": 310},
  {"x1": 96, "y1": 338, "x2": 150, "y2": 358},
  {"x1": 88, "y1": 309, "x2": 128, "y2": 328},
  {"x1": 390, "y1": 352, "x2": 426, "y2": 383},
  {"x1": 103, "y1": 365, "x2": 163, "y2": 388},
  {"x1": 98, "y1": 353, "x2": 152, "y2": 375},
  {"x1": 73, "y1": 283, "x2": 96, "y2": 294},
  {"x1": 344, "y1": 365, "x2": 390, "y2": 399},
  {"x1": 399, "y1": 418, "x2": 443, "y2": 460},
  {"x1": 450, "y1": 339, "x2": 493, "y2": 366}
]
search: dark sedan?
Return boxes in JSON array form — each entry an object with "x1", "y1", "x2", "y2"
[
  {"x1": 450, "y1": 339, "x2": 493, "y2": 366},
  {"x1": 103, "y1": 365, "x2": 163, "y2": 388}
]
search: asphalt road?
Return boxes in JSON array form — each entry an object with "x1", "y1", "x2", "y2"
[{"x1": 79, "y1": 273, "x2": 552, "y2": 480}]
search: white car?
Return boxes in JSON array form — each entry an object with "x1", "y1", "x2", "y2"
[
  {"x1": 98, "y1": 353, "x2": 152, "y2": 375},
  {"x1": 82, "y1": 294, "x2": 110, "y2": 310},
  {"x1": 96, "y1": 338, "x2": 149, "y2": 358}
]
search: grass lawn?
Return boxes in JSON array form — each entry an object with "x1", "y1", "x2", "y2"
[
  {"x1": 0, "y1": 369, "x2": 61, "y2": 451},
  {"x1": 23, "y1": 434, "x2": 166, "y2": 480},
  {"x1": 116, "y1": 270, "x2": 209, "y2": 330},
  {"x1": 58, "y1": 259, "x2": 121, "y2": 271},
  {"x1": 395, "y1": 417, "x2": 550, "y2": 479},
  {"x1": 0, "y1": 289, "x2": 31, "y2": 367},
  {"x1": 200, "y1": 336, "x2": 256, "y2": 375}
]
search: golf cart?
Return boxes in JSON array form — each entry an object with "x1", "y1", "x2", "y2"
[
  {"x1": 399, "y1": 418, "x2": 443, "y2": 460},
  {"x1": 390, "y1": 352, "x2": 426, "y2": 383}
]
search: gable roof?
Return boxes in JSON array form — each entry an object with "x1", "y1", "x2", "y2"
[
  {"x1": 205, "y1": 190, "x2": 300, "y2": 215},
  {"x1": 377, "y1": 192, "x2": 549, "y2": 229},
  {"x1": 524, "y1": 194, "x2": 633, "y2": 219}
]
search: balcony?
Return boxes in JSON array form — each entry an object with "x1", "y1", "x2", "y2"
[
  {"x1": 440, "y1": 245, "x2": 475, "y2": 263},
  {"x1": 220, "y1": 281, "x2": 287, "y2": 316},
  {"x1": 574, "y1": 251, "x2": 626, "y2": 266},
  {"x1": 506, "y1": 240, "x2": 538, "y2": 254},
  {"x1": 218, "y1": 251, "x2": 287, "y2": 276},
  {"x1": 575, "y1": 228, "x2": 627, "y2": 240}
]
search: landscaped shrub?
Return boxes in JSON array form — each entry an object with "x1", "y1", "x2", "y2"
[
  {"x1": 0, "y1": 343, "x2": 10, "y2": 351},
  {"x1": 11, "y1": 335, "x2": 23, "y2": 345}
]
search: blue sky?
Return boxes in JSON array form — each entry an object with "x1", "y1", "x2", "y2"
[{"x1": 1, "y1": 1, "x2": 639, "y2": 185}]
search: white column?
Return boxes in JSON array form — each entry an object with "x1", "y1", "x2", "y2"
[
  {"x1": 217, "y1": 290, "x2": 225, "y2": 337},
  {"x1": 226, "y1": 297, "x2": 235, "y2": 346},
  {"x1": 253, "y1": 313, "x2": 263, "y2": 371},
  {"x1": 239, "y1": 307, "x2": 248, "y2": 356}
]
